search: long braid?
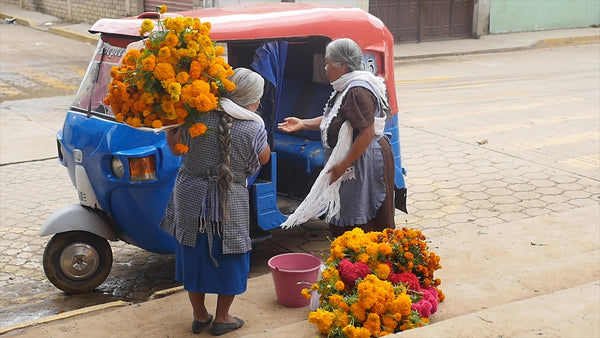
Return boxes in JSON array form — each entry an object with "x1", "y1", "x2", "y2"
[{"x1": 217, "y1": 112, "x2": 235, "y2": 220}]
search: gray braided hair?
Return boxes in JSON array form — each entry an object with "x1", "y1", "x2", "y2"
[
  {"x1": 216, "y1": 67, "x2": 264, "y2": 220},
  {"x1": 217, "y1": 112, "x2": 235, "y2": 220}
]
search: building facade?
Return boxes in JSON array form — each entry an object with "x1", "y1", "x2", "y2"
[{"x1": 1, "y1": 0, "x2": 598, "y2": 42}]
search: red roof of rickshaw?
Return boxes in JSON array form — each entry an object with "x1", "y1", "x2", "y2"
[
  {"x1": 90, "y1": 3, "x2": 391, "y2": 49},
  {"x1": 89, "y1": 3, "x2": 397, "y2": 113}
]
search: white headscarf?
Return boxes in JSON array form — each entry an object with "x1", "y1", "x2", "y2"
[{"x1": 218, "y1": 68, "x2": 265, "y2": 126}]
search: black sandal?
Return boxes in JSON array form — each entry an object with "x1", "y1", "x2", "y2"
[
  {"x1": 192, "y1": 314, "x2": 213, "y2": 334},
  {"x1": 210, "y1": 317, "x2": 244, "y2": 336}
]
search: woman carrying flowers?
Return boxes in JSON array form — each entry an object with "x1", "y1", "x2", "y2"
[{"x1": 160, "y1": 68, "x2": 270, "y2": 335}]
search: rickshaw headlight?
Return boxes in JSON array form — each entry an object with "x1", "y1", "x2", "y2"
[
  {"x1": 111, "y1": 156, "x2": 125, "y2": 179},
  {"x1": 129, "y1": 155, "x2": 157, "y2": 182}
]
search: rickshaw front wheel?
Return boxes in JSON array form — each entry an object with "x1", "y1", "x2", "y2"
[{"x1": 43, "y1": 231, "x2": 113, "y2": 294}]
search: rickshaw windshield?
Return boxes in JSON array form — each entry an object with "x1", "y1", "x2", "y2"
[{"x1": 71, "y1": 40, "x2": 126, "y2": 117}]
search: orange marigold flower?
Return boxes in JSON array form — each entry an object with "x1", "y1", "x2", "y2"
[
  {"x1": 158, "y1": 5, "x2": 167, "y2": 14},
  {"x1": 188, "y1": 122, "x2": 207, "y2": 138},
  {"x1": 223, "y1": 78, "x2": 236, "y2": 92},
  {"x1": 151, "y1": 119, "x2": 163, "y2": 128},
  {"x1": 153, "y1": 62, "x2": 175, "y2": 81},
  {"x1": 301, "y1": 288, "x2": 311, "y2": 300},
  {"x1": 174, "y1": 142, "x2": 189, "y2": 153},
  {"x1": 189, "y1": 60, "x2": 202, "y2": 79},
  {"x1": 334, "y1": 280, "x2": 345, "y2": 291},
  {"x1": 141, "y1": 54, "x2": 156, "y2": 71},
  {"x1": 363, "y1": 313, "x2": 381, "y2": 336},
  {"x1": 158, "y1": 46, "x2": 171, "y2": 59},
  {"x1": 176, "y1": 71, "x2": 190, "y2": 84},
  {"x1": 165, "y1": 32, "x2": 179, "y2": 48},
  {"x1": 378, "y1": 242, "x2": 392, "y2": 255},
  {"x1": 175, "y1": 107, "x2": 188, "y2": 119},
  {"x1": 123, "y1": 49, "x2": 141, "y2": 67}
]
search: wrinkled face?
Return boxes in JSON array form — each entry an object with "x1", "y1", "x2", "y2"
[{"x1": 325, "y1": 57, "x2": 347, "y2": 83}]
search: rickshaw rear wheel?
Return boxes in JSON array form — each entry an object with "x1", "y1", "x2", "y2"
[{"x1": 43, "y1": 231, "x2": 113, "y2": 294}]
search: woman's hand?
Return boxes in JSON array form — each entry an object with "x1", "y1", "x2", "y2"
[
  {"x1": 277, "y1": 117, "x2": 304, "y2": 133},
  {"x1": 326, "y1": 161, "x2": 349, "y2": 185}
]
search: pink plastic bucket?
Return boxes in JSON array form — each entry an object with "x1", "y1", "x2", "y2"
[{"x1": 267, "y1": 253, "x2": 322, "y2": 308}]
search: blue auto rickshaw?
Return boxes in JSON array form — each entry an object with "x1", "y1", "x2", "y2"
[{"x1": 39, "y1": 3, "x2": 407, "y2": 293}]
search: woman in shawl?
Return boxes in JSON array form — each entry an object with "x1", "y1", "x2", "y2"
[
  {"x1": 278, "y1": 38, "x2": 395, "y2": 237},
  {"x1": 161, "y1": 68, "x2": 270, "y2": 335}
]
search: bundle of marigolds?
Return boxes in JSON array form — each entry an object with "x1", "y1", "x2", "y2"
[
  {"x1": 104, "y1": 5, "x2": 235, "y2": 153},
  {"x1": 302, "y1": 227, "x2": 444, "y2": 337}
]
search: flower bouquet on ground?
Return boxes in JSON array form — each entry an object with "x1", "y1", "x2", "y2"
[
  {"x1": 302, "y1": 227, "x2": 444, "y2": 337},
  {"x1": 104, "y1": 5, "x2": 235, "y2": 153}
]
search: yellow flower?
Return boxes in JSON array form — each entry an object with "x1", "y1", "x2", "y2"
[
  {"x1": 167, "y1": 82, "x2": 181, "y2": 95},
  {"x1": 301, "y1": 288, "x2": 311, "y2": 300},
  {"x1": 158, "y1": 4, "x2": 167, "y2": 14},
  {"x1": 308, "y1": 309, "x2": 335, "y2": 335},
  {"x1": 342, "y1": 325, "x2": 372, "y2": 338},
  {"x1": 334, "y1": 280, "x2": 345, "y2": 291},
  {"x1": 140, "y1": 19, "x2": 154, "y2": 34}
]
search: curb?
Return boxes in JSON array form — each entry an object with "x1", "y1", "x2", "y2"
[
  {"x1": 394, "y1": 33, "x2": 600, "y2": 62},
  {"x1": 393, "y1": 45, "x2": 534, "y2": 61},
  {"x1": 535, "y1": 34, "x2": 600, "y2": 48},
  {"x1": 1, "y1": 12, "x2": 98, "y2": 44},
  {"x1": 0, "y1": 300, "x2": 131, "y2": 335},
  {"x1": 48, "y1": 26, "x2": 98, "y2": 44},
  {"x1": 0, "y1": 13, "x2": 36, "y2": 28}
]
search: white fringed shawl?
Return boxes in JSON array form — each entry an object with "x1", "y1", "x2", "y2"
[{"x1": 280, "y1": 71, "x2": 388, "y2": 229}]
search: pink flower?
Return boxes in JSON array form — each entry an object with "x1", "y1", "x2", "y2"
[
  {"x1": 421, "y1": 286, "x2": 439, "y2": 314},
  {"x1": 338, "y1": 259, "x2": 371, "y2": 286},
  {"x1": 411, "y1": 286, "x2": 439, "y2": 318},
  {"x1": 389, "y1": 272, "x2": 421, "y2": 291},
  {"x1": 411, "y1": 299, "x2": 433, "y2": 318}
]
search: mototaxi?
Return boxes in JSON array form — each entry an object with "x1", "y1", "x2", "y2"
[{"x1": 39, "y1": 3, "x2": 407, "y2": 293}]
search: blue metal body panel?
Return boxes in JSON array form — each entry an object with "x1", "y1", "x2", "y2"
[
  {"x1": 251, "y1": 153, "x2": 288, "y2": 231},
  {"x1": 59, "y1": 110, "x2": 178, "y2": 253}
]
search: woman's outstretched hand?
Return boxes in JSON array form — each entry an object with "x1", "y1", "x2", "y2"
[{"x1": 277, "y1": 117, "x2": 303, "y2": 133}]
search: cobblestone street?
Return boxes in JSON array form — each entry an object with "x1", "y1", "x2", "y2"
[{"x1": 1, "y1": 118, "x2": 598, "y2": 326}]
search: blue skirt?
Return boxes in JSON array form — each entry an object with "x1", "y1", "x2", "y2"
[{"x1": 174, "y1": 231, "x2": 250, "y2": 295}]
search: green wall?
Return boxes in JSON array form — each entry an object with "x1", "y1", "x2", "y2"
[{"x1": 490, "y1": 0, "x2": 600, "y2": 33}]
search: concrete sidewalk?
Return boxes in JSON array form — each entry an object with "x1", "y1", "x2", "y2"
[{"x1": 2, "y1": 203, "x2": 598, "y2": 337}]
